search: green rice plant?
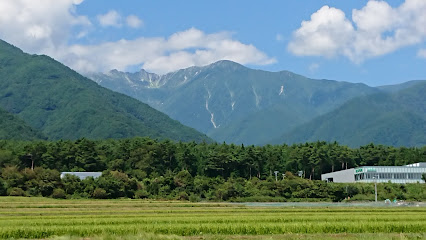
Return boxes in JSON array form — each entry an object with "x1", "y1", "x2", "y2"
[{"x1": 0, "y1": 197, "x2": 425, "y2": 239}]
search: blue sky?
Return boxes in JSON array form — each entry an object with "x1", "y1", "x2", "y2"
[{"x1": 0, "y1": 0, "x2": 425, "y2": 86}]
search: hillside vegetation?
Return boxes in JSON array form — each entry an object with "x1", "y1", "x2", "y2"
[
  {"x1": 0, "y1": 138, "x2": 425, "y2": 202},
  {"x1": 274, "y1": 82, "x2": 426, "y2": 147},
  {"x1": 0, "y1": 39, "x2": 210, "y2": 142},
  {"x1": 91, "y1": 61, "x2": 426, "y2": 147},
  {"x1": 0, "y1": 107, "x2": 45, "y2": 140},
  {"x1": 90, "y1": 61, "x2": 379, "y2": 145}
]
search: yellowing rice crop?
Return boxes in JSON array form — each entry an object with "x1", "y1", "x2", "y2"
[{"x1": 0, "y1": 197, "x2": 425, "y2": 239}]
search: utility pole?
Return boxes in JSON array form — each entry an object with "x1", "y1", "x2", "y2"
[
  {"x1": 373, "y1": 174, "x2": 379, "y2": 203},
  {"x1": 274, "y1": 171, "x2": 279, "y2": 181},
  {"x1": 374, "y1": 179, "x2": 377, "y2": 202}
]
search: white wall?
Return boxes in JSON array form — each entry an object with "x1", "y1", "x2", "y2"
[{"x1": 321, "y1": 169, "x2": 355, "y2": 183}]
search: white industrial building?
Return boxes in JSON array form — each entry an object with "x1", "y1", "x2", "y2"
[{"x1": 321, "y1": 162, "x2": 426, "y2": 184}]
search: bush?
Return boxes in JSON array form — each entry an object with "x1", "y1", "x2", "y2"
[
  {"x1": 0, "y1": 179, "x2": 6, "y2": 196},
  {"x1": 350, "y1": 194, "x2": 374, "y2": 201},
  {"x1": 72, "y1": 192, "x2": 90, "y2": 199},
  {"x1": 51, "y1": 188, "x2": 66, "y2": 199},
  {"x1": 176, "y1": 191, "x2": 189, "y2": 201},
  {"x1": 134, "y1": 190, "x2": 149, "y2": 199},
  {"x1": 7, "y1": 187, "x2": 26, "y2": 196},
  {"x1": 26, "y1": 187, "x2": 41, "y2": 196},
  {"x1": 92, "y1": 188, "x2": 108, "y2": 199},
  {"x1": 189, "y1": 194, "x2": 200, "y2": 202}
]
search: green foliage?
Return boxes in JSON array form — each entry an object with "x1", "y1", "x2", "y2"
[
  {"x1": 61, "y1": 174, "x2": 81, "y2": 195},
  {"x1": 51, "y1": 188, "x2": 66, "y2": 199},
  {"x1": 0, "y1": 137, "x2": 424, "y2": 200},
  {"x1": 134, "y1": 189, "x2": 149, "y2": 199},
  {"x1": 0, "y1": 39, "x2": 210, "y2": 142},
  {"x1": 92, "y1": 61, "x2": 426, "y2": 147},
  {"x1": 91, "y1": 61, "x2": 381, "y2": 146},
  {"x1": 92, "y1": 188, "x2": 107, "y2": 199},
  {"x1": 7, "y1": 187, "x2": 25, "y2": 196},
  {"x1": 0, "y1": 107, "x2": 45, "y2": 140},
  {"x1": 275, "y1": 82, "x2": 426, "y2": 147},
  {"x1": 1, "y1": 165, "x2": 25, "y2": 189},
  {"x1": 0, "y1": 178, "x2": 5, "y2": 196}
]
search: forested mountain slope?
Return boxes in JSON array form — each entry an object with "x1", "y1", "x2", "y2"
[
  {"x1": 0, "y1": 39, "x2": 210, "y2": 142},
  {"x1": 0, "y1": 107, "x2": 45, "y2": 140},
  {"x1": 90, "y1": 61, "x2": 379, "y2": 145},
  {"x1": 273, "y1": 82, "x2": 426, "y2": 147}
]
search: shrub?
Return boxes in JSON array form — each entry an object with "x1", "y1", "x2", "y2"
[
  {"x1": 134, "y1": 190, "x2": 149, "y2": 199},
  {"x1": 7, "y1": 187, "x2": 26, "y2": 196},
  {"x1": 92, "y1": 188, "x2": 108, "y2": 199},
  {"x1": 51, "y1": 188, "x2": 66, "y2": 199},
  {"x1": 0, "y1": 179, "x2": 7, "y2": 196},
  {"x1": 189, "y1": 194, "x2": 200, "y2": 202},
  {"x1": 176, "y1": 191, "x2": 189, "y2": 201}
]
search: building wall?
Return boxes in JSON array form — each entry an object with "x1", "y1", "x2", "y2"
[
  {"x1": 321, "y1": 163, "x2": 426, "y2": 184},
  {"x1": 321, "y1": 168, "x2": 355, "y2": 183},
  {"x1": 354, "y1": 166, "x2": 426, "y2": 184}
]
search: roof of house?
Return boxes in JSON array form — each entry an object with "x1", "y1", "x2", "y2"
[{"x1": 60, "y1": 172, "x2": 102, "y2": 179}]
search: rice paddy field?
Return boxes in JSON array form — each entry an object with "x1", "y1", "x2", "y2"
[{"x1": 0, "y1": 197, "x2": 425, "y2": 240}]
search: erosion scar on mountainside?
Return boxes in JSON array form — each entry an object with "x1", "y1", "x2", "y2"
[{"x1": 205, "y1": 87, "x2": 218, "y2": 128}]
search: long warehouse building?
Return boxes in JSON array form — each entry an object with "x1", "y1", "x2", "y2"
[{"x1": 321, "y1": 162, "x2": 426, "y2": 184}]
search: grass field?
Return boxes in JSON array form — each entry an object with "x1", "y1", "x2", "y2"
[{"x1": 0, "y1": 197, "x2": 425, "y2": 239}]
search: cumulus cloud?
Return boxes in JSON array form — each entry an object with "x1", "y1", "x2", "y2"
[
  {"x1": 97, "y1": 10, "x2": 122, "y2": 27},
  {"x1": 0, "y1": 1, "x2": 274, "y2": 74},
  {"x1": 288, "y1": 6, "x2": 354, "y2": 58},
  {"x1": 97, "y1": 11, "x2": 144, "y2": 29},
  {"x1": 288, "y1": 0, "x2": 426, "y2": 62},
  {"x1": 58, "y1": 28, "x2": 276, "y2": 74},
  {"x1": 0, "y1": 0, "x2": 90, "y2": 53},
  {"x1": 126, "y1": 15, "x2": 143, "y2": 28}
]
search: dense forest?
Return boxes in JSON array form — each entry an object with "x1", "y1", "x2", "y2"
[
  {"x1": 0, "y1": 39, "x2": 211, "y2": 142},
  {"x1": 0, "y1": 138, "x2": 425, "y2": 201},
  {"x1": 0, "y1": 107, "x2": 45, "y2": 140}
]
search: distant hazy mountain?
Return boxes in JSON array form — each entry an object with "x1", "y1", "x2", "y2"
[
  {"x1": 272, "y1": 81, "x2": 426, "y2": 147},
  {"x1": 378, "y1": 80, "x2": 426, "y2": 93},
  {"x1": 0, "y1": 39, "x2": 210, "y2": 142},
  {"x1": 90, "y1": 61, "x2": 380, "y2": 145},
  {"x1": 0, "y1": 107, "x2": 45, "y2": 140}
]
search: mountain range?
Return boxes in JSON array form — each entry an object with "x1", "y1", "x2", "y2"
[
  {"x1": 273, "y1": 83, "x2": 426, "y2": 147},
  {"x1": 1, "y1": 37, "x2": 424, "y2": 147},
  {"x1": 0, "y1": 39, "x2": 210, "y2": 142},
  {"x1": 89, "y1": 62, "x2": 426, "y2": 147}
]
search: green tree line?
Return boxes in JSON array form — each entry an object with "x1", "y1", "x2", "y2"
[{"x1": 0, "y1": 138, "x2": 424, "y2": 201}]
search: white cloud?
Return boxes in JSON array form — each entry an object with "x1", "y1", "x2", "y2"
[
  {"x1": 0, "y1": 0, "x2": 90, "y2": 54},
  {"x1": 288, "y1": 0, "x2": 426, "y2": 62},
  {"x1": 418, "y1": 49, "x2": 426, "y2": 58},
  {"x1": 126, "y1": 15, "x2": 143, "y2": 28},
  {"x1": 97, "y1": 10, "x2": 122, "y2": 27},
  {"x1": 0, "y1": 1, "x2": 274, "y2": 75},
  {"x1": 58, "y1": 28, "x2": 276, "y2": 74},
  {"x1": 288, "y1": 6, "x2": 354, "y2": 58}
]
